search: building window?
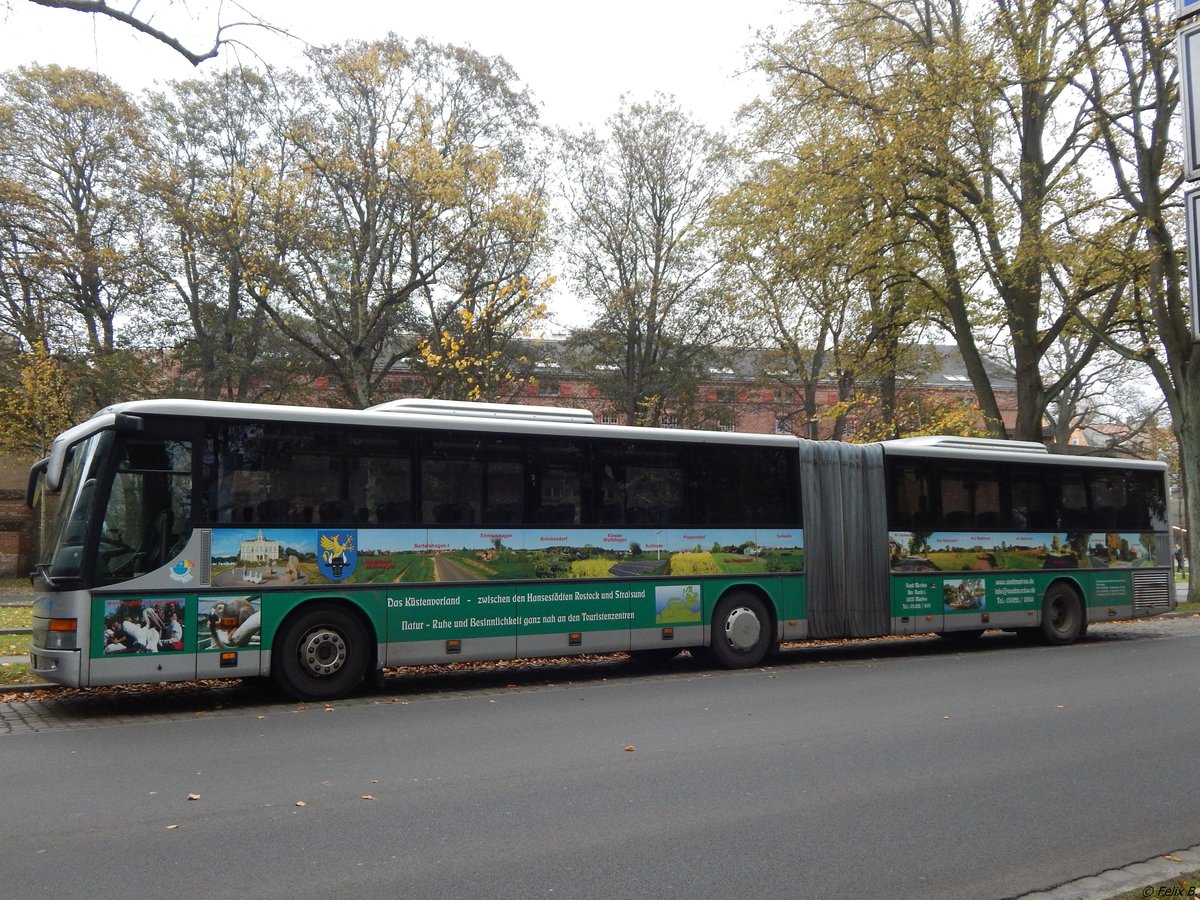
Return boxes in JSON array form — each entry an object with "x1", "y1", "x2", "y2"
[
  {"x1": 600, "y1": 412, "x2": 620, "y2": 425},
  {"x1": 774, "y1": 416, "x2": 793, "y2": 434},
  {"x1": 537, "y1": 381, "x2": 560, "y2": 396},
  {"x1": 661, "y1": 414, "x2": 679, "y2": 429},
  {"x1": 717, "y1": 421, "x2": 735, "y2": 432}
]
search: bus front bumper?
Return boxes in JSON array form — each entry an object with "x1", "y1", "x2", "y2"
[{"x1": 28, "y1": 647, "x2": 82, "y2": 687}]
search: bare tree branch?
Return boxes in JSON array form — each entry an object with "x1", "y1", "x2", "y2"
[{"x1": 24, "y1": 0, "x2": 268, "y2": 66}]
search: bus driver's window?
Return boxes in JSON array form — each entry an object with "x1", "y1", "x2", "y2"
[{"x1": 95, "y1": 438, "x2": 193, "y2": 584}]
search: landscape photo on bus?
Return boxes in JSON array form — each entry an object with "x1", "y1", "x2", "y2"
[{"x1": 25, "y1": 398, "x2": 1175, "y2": 700}]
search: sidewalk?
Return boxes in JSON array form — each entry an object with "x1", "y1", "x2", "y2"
[{"x1": 1017, "y1": 844, "x2": 1200, "y2": 899}]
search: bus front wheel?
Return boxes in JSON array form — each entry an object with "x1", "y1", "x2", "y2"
[
  {"x1": 273, "y1": 604, "x2": 370, "y2": 701},
  {"x1": 710, "y1": 591, "x2": 773, "y2": 668},
  {"x1": 1038, "y1": 584, "x2": 1086, "y2": 646}
]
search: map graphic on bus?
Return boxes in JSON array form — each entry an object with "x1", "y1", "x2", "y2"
[{"x1": 655, "y1": 584, "x2": 703, "y2": 624}]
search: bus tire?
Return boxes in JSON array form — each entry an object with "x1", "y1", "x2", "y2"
[
  {"x1": 272, "y1": 603, "x2": 369, "y2": 701},
  {"x1": 710, "y1": 591, "x2": 773, "y2": 668},
  {"x1": 1038, "y1": 583, "x2": 1085, "y2": 646}
]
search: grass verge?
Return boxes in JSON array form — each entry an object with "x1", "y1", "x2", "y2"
[
  {"x1": 0, "y1": 606, "x2": 30, "y2": 629},
  {"x1": 0, "y1": 604, "x2": 34, "y2": 686},
  {"x1": 0, "y1": 577, "x2": 30, "y2": 596},
  {"x1": 0, "y1": 660, "x2": 34, "y2": 687}
]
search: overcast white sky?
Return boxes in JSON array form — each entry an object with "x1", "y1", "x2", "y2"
[
  {"x1": 0, "y1": 0, "x2": 797, "y2": 131},
  {"x1": 0, "y1": 0, "x2": 799, "y2": 330}
]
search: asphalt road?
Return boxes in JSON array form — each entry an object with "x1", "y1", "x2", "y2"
[{"x1": 3, "y1": 619, "x2": 1199, "y2": 899}]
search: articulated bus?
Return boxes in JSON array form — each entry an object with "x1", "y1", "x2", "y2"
[{"x1": 26, "y1": 398, "x2": 1174, "y2": 700}]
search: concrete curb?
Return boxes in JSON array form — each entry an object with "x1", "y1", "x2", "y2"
[
  {"x1": 0, "y1": 680, "x2": 56, "y2": 693},
  {"x1": 1017, "y1": 844, "x2": 1200, "y2": 899}
]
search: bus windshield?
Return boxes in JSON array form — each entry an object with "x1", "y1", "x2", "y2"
[
  {"x1": 92, "y1": 434, "x2": 193, "y2": 585},
  {"x1": 37, "y1": 429, "x2": 114, "y2": 581},
  {"x1": 35, "y1": 428, "x2": 195, "y2": 586}
]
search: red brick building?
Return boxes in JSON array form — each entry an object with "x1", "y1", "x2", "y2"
[{"x1": 355, "y1": 338, "x2": 1021, "y2": 436}]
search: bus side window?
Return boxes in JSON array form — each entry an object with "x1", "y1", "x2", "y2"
[
  {"x1": 1058, "y1": 476, "x2": 1089, "y2": 529},
  {"x1": 422, "y1": 434, "x2": 482, "y2": 525},
  {"x1": 1125, "y1": 471, "x2": 1165, "y2": 530},
  {"x1": 594, "y1": 440, "x2": 689, "y2": 526},
  {"x1": 96, "y1": 438, "x2": 193, "y2": 585},
  {"x1": 528, "y1": 438, "x2": 585, "y2": 525},
  {"x1": 887, "y1": 463, "x2": 935, "y2": 530}
]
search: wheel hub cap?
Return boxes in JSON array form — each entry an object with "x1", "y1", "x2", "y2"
[
  {"x1": 300, "y1": 628, "x2": 347, "y2": 677},
  {"x1": 724, "y1": 607, "x2": 761, "y2": 651}
]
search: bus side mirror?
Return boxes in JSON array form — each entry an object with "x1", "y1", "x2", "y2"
[{"x1": 26, "y1": 458, "x2": 48, "y2": 509}]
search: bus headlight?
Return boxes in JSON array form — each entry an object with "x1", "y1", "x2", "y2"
[{"x1": 44, "y1": 618, "x2": 78, "y2": 650}]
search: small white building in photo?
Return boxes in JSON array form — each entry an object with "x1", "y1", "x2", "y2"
[{"x1": 239, "y1": 530, "x2": 281, "y2": 564}]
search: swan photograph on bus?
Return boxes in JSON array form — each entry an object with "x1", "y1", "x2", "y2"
[{"x1": 25, "y1": 398, "x2": 1174, "y2": 700}]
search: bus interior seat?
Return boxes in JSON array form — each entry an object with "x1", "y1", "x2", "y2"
[
  {"x1": 976, "y1": 511, "x2": 1004, "y2": 530},
  {"x1": 944, "y1": 510, "x2": 973, "y2": 529},
  {"x1": 600, "y1": 503, "x2": 624, "y2": 523},
  {"x1": 534, "y1": 503, "x2": 575, "y2": 524},
  {"x1": 664, "y1": 506, "x2": 687, "y2": 525},
  {"x1": 484, "y1": 502, "x2": 522, "y2": 524},
  {"x1": 289, "y1": 505, "x2": 315, "y2": 523},
  {"x1": 434, "y1": 502, "x2": 473, "y2": 524},
  {"x1": 256, "y1": 499, "x2": 291, "y2": 522},
  {"x1": 375, "y1": 501, "x2": 412, "y2": 524},
  {"x1": 910, "y1": 510, "x2": 933, "y2": 528},
  {"x1": 1059, "y1": 508, "x2": 1089, "y2": 529},
  {"x1": 1118, "y1": 505, "x2": 1149, "y2": 530},
  {"x1": 319, "y1": 500, "x2": 355, "y2": 522}
]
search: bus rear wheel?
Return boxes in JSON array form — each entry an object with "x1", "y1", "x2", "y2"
[
  {"x1": 273, "y1": 604, "x2": 369, "y2": 701},
  {"x1": 1038, "y1": 583, "x2": 1086, "y2": 646},
  {"x1": 710, "y1": 591, "x2": 773, "y2": 668}
]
